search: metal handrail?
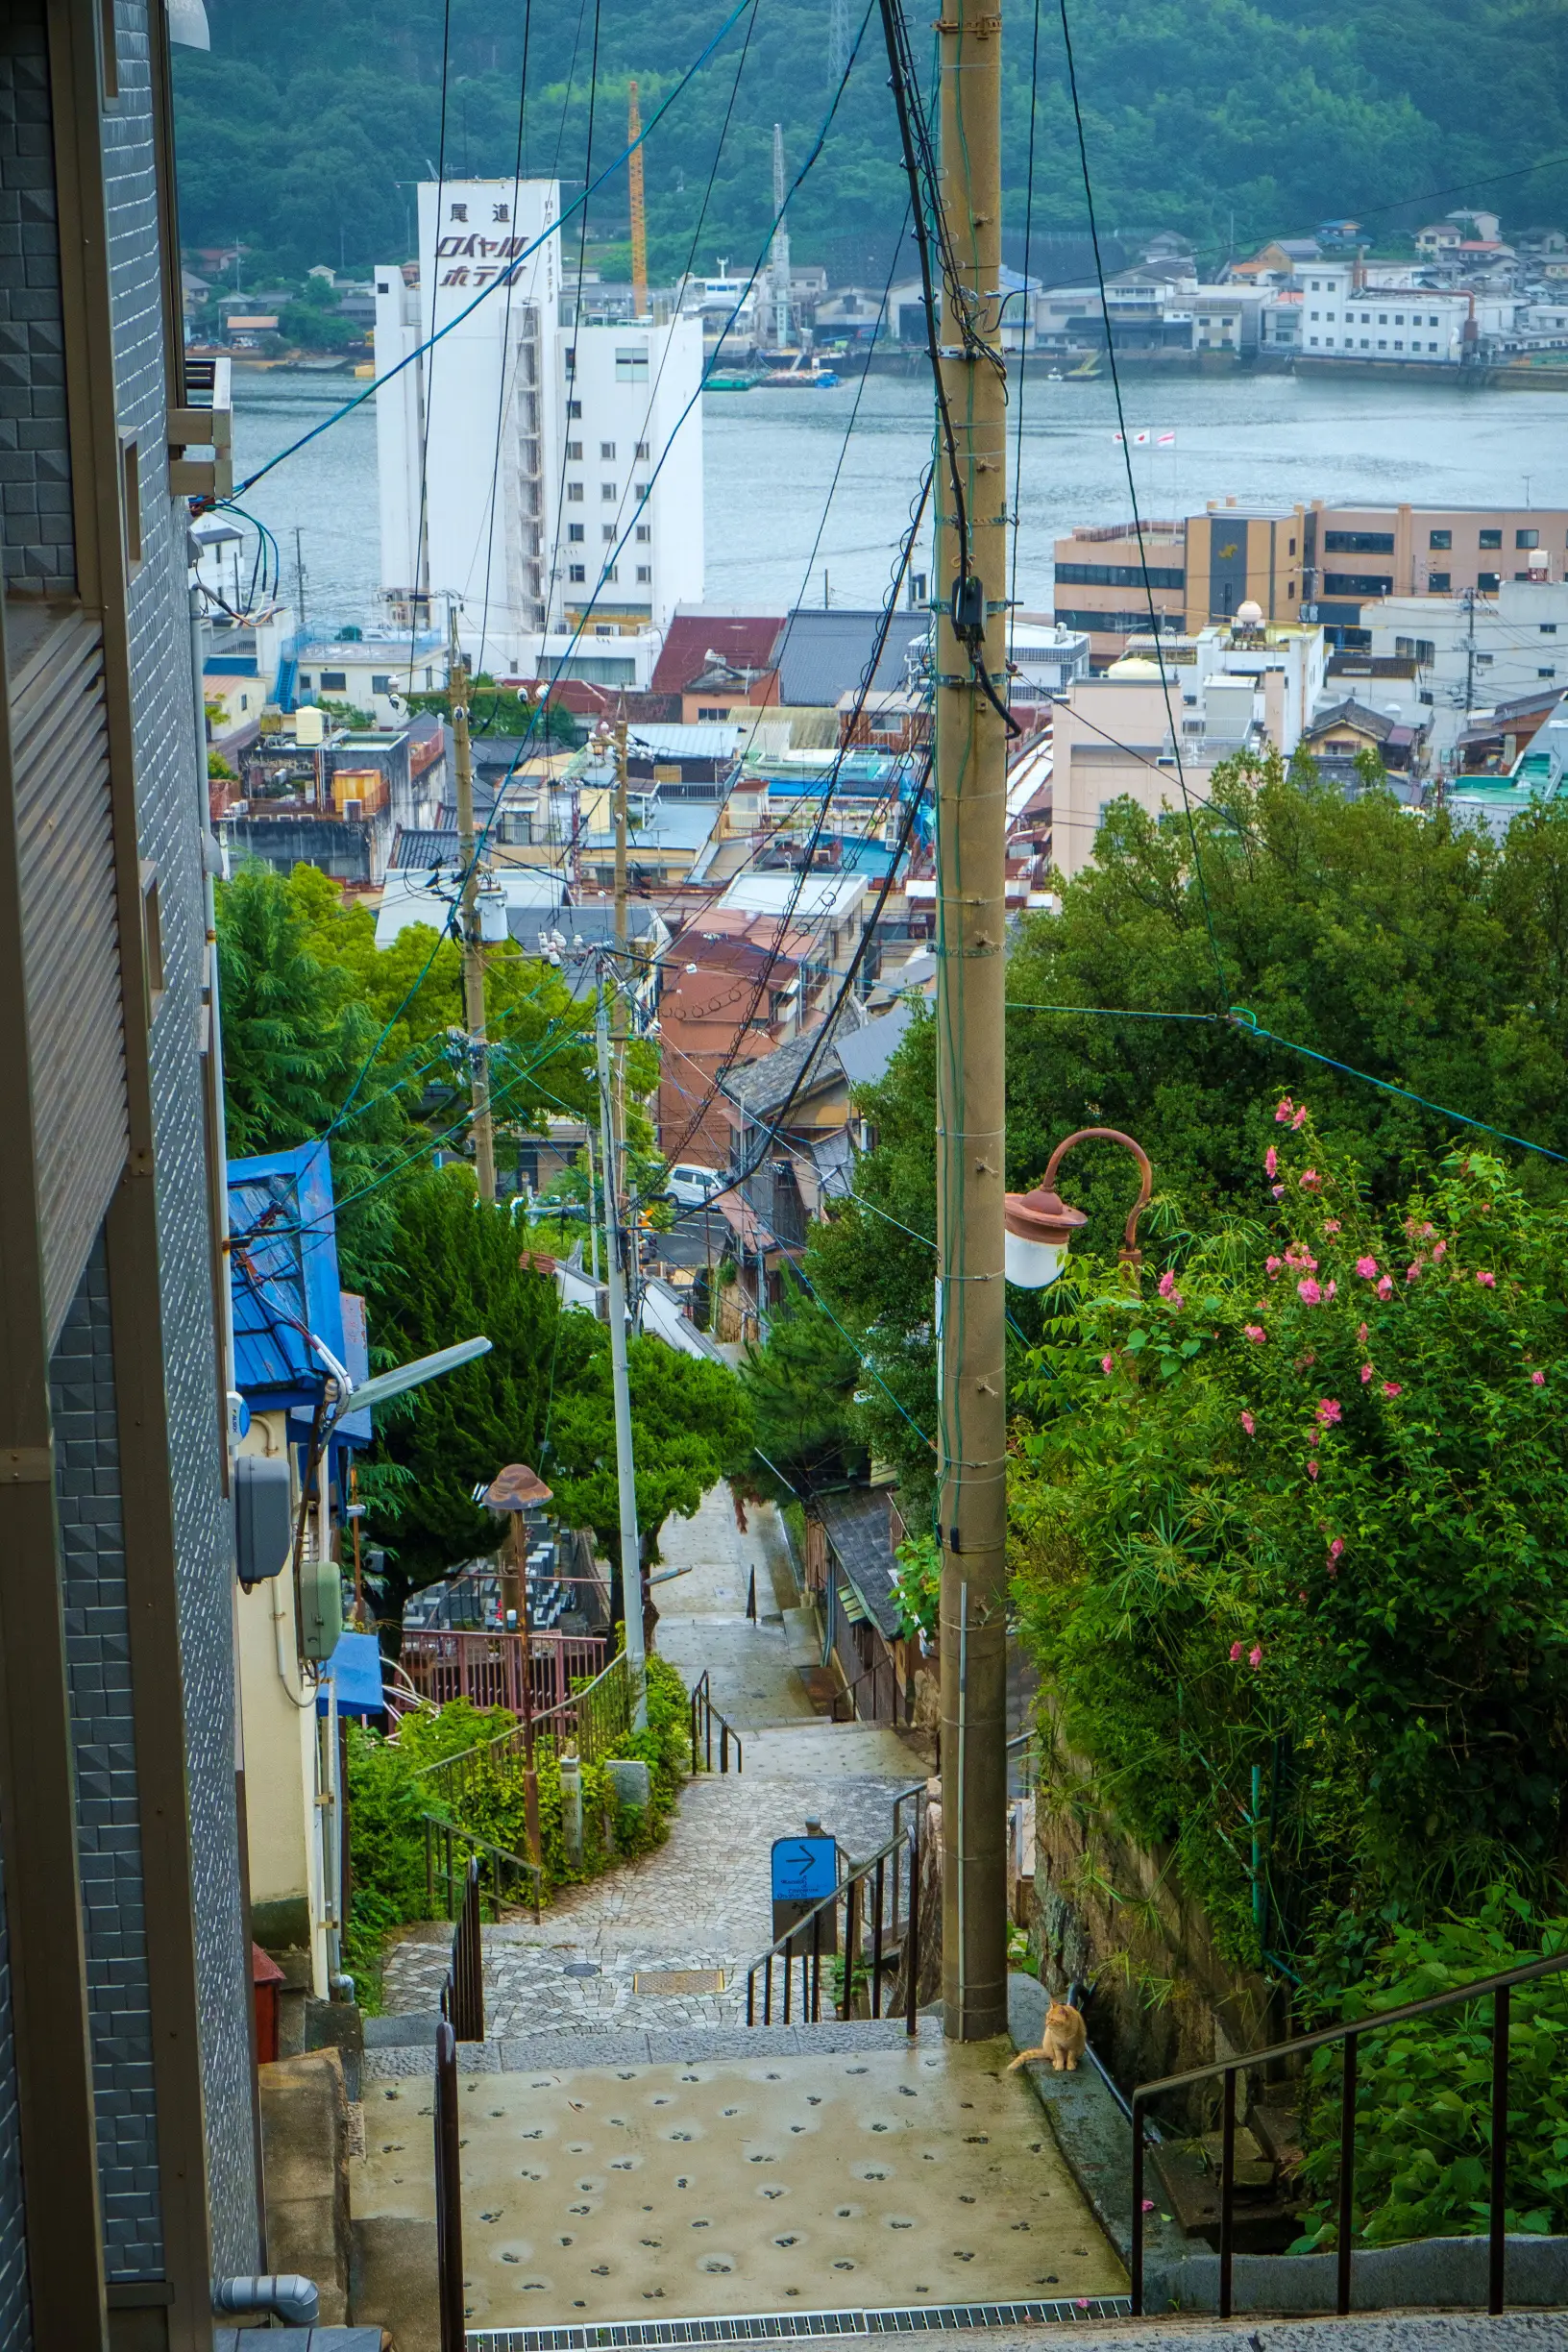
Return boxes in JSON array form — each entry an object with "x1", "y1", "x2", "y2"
[
  {"x1": 439, "y1": 1855, "x2": 485, "y2": 2043},
  {"x1": 1129, "y1": 1940, "x2": 1568, "y2": 2321},
  {"x1": 424, "y1": 1814, "x2": 542, "y2": 1925},
  {"x1": 410, "y1": 1648, "x2": 632, "y2": 1786},
  {"x1": 743, "y1": 1814, "x2": 921, "y2": 2035},
  {"x1": 434, "y1": 2018, "x2": 464, "y2": 2352},
  {"x1": 830, "y1": 1659, "x2": 897, "y2": 1724},
  {"x1": 690, "y1": 1668, "x2": 744, "y2": 1774}
]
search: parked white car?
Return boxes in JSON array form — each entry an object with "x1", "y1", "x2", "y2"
[{"x1": 666, "y1": 1163, "x2": 725, "y2": 1211}]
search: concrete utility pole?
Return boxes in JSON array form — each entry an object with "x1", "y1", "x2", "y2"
[
  {"x1": 771, "y1": 124, "x2": 792, "y2": 353},
  {"x1": 613, "y1": 713, "x2": 631, "y2": 1213},
  {"x1": 449, "y1": 609, "x2": 497, "y2": 1203},
  {"x1": 932, "y1": 0, "x2": 1010, "y2": 2040},
  {"x1": 596, "y1": 975, "x2": 649, "y2": 1727}
]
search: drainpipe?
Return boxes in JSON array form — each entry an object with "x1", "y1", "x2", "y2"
[{"x1": 213, "y1": 2276, "x2": 320, "y2": 2326}]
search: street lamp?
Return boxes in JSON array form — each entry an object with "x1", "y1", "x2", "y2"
[{"x1": 1003, "y1": 1126, "x2": 1153, "y2": 1287}]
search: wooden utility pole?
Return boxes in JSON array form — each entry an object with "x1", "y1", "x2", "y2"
[
  {"x1": 932, "y1": 0, "x2": 1010, "y2": 2039},
  {"x1": 449, "y1": 609, "x2": 497, "y2": 1203},
  {"x1": 627, "y1": 82, "x2": 649, "y2": 321}
]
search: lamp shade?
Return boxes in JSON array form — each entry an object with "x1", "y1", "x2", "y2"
[
  {"x1": 1003, "y1": 1183, "x2": 1088, "y2": 1289},
  {"x1": 484, "y1": 1461, "x2": 554, "y2": 1512}
]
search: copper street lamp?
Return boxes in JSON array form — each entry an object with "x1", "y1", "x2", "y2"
[
  {"x1": 483, "y1": 1460, "x2": 554, "y2": 1864},
  {"x1": 1003, "y1": 1127, "x2": 1153, "y2": 1287}
]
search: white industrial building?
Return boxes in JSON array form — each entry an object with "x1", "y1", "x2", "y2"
[{"x1": 375, "y1": 178, "x2": 704, "y2": 678}]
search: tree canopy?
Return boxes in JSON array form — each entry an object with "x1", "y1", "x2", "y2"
[{"x1": 172, "y1": 0, "x2": 1568, "y2": 283}]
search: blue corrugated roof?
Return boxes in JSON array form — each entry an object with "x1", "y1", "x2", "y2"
[{"x1": 228, "y1": 1140, "x2": 348, "y2": 1412}]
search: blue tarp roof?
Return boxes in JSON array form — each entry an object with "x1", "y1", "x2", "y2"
[
  {"x1": 228, "y1": 1140, "x2": 349, "y2": 1415},
  {"x1": 316, "y1": 1630, "x2": 384, "y2": 1717}
]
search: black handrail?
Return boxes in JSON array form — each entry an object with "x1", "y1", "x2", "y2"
[
  {"x1": 423, "y1": 1812, "x2": 542, "y2": 1923},
  {"x1": 743, "y1": 1809, "x2": 922, "y2": 2034},
  {"x1": 438, "y1": 1854, "x2": 485, "y2": 2043},
  {"x1": 690, "y1": 1668, "x2": 744, "y2": 1774},
  {"x1": 434, "y1": 2017, "x2": 464, "y2": 2351},
  {"x1": 1129, "y1": 1940, "x2": 1568, "y2": 2321}
]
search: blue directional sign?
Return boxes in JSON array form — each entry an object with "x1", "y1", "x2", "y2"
[{"x1": 772, "y1": 1835, "x2": 838, "y2": 1904}]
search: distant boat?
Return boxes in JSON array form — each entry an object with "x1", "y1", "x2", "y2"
[
  {"x1": 706, "y1": 369, "x2": 763, "y2": 391},
  {"x1": 760, "y1": 365, "x2": 840, "y2": 388}
]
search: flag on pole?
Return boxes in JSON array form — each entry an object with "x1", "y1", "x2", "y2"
[
  {"x1": 1112, "y1": 429, "x2": 1153, "y2": 444},
  {"x1": 1157, "y1": 429, "x2": 1177, "y2": 446}
]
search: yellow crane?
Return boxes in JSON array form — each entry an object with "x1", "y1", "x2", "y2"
[{"x1": 627, "y1": 80, "x2": 648, "y2": 320}]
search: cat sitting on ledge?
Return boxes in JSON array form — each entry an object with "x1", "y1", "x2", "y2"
[{"x1": 1007, "y1": 1997, "x2": 1087, "y2": 2073}]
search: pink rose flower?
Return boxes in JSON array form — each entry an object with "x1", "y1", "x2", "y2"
[
  {"x1": 1307, "y1": 1426, "x2": 1320, "y2": 1448},
  {"x1": 1324, "y1": 1218, "x2": 1341, "y2": 1235},
  {"x1": 1382, "y1": 1382, "x2": 1403, "y2": 1398},
  {"x1": 1291, "y1": 1108, "x2": 1307, "y2": 1129},
  {"x1": 1357, "y1": 1321, "x2": 1368, "y2": 1344},
  {"x1": 1300, "y1": 1168, "x2": 1322, "y2": 1191},
  {"x1": 1325, "y1": 1279, "x2": 1337, "y2": 1299},
  {"x1": 1271, "y1": 1184, "x2": 1285, "y2": 1201},
  {"x1": 1406, "y1": 1262, "x2": 1423, "y2": 1285},
  {"x1": 1297, "y1": 1277, "x2": 1322, "y2": 1305},
  {"x1": 1356, "y1": 1257, "x2": 1379, "y2": 1280},
  {"x1": 1360, "y1": 1362, "x2": 1373, "y2": 1384},
  {"x1": 1532, "y1": 1369, "x2": 1547, "y2": 1386},
  {"x1": 1316, "y1": 1398, "x2": 1342, "y2": 1425},
  {"x1": 1264, "y1": 1145, "x2": 1278, "y2": 1177},
  {"x1": 1275, "y1": 1098, "x2": 1294, "y2": 1125},
  {"x1": 1328, "y1": 1536, "x2": 1344, "y2": 1561},
  {"x1": 1239, "y1": 1409, "x2": 1255, "y2": 1435},
  {"x1": 1432, "y1": 1238, "x2": 1447, "y2": 1262},
  {"x1": 1157, "y1": 1270, "x2": 1184, "y2": 1307},
  {"x1": 1265, "y1": 1256, "x2": 1283, "y2": 1278},
  {"x1": 1229, "y1": 1641, "x2": 1243, "y2": 1662},
  {"x1": 1308, "y1": 1460, "x2": 1320, "y2": 1480},
  {"x1": 1248, "y1": 1645, "x2": 1263, "y2": 1668},
  {"x1": 1376, "y1": 1275, "x2": 1394, "y2": 1300},
  {"x1": 1476, "y1": 1269, "x2": 1496, "y2": 1287},
  {"x1": 1100, "y1": 1355, "x2": 1114, "y2": 1374},
  {"x1": 1243, "y1": 1324, "x2": 1266, "y2": 1343}
]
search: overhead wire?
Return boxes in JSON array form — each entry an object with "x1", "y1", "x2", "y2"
[
  {"x1": 1055, "y1": 0, "x2": 1228, "y2": 1006},
  {"x1": 472, "y1": 0, "x2": 537, "y2": 677},
  {"x1": 407, "y1": 0, "x2": 456, "y2": 676}
]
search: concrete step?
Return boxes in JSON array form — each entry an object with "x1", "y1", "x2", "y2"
[{"x1": 467, "y1": 2315, "x2": 1565, "y2": 2352}]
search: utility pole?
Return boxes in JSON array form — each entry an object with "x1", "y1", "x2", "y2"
[
  {"x1": 449, "y1": 608, "x2": 497, "y2": 1203},
  {"x1": 932, "y1": 0, "x2": 1010, "y2": 2040},
  {"x1": 596, "y1": 974, "x2": 649, "y2": 1727},
  {"x1": 627, "y1": 82, "x2": 649, "y2": 322}
]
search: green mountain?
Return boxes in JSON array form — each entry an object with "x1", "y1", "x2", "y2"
[{"x1": 173, "y1": 0, "x2": 1568, "y2": 284}]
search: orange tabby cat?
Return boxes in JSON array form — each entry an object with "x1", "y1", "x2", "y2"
[{"x1": 1007, "y1": 1998, "x2": 1088, "y2": 2073}]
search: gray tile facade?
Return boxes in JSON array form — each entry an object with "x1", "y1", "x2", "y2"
[
  {"x1": 106, "y1": 0, "x2": 259, "y2": 2277},
  {"x1": 52, "y1": 1239, "x2": 164, "y2": 2281},
  {"x1": 0, "y1": 1843, "x2": 32, "y2": 2350},
  {"x1": 0, "y1": 0, "x2": 74, "y2": 596}
]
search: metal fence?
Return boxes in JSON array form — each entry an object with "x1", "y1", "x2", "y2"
[
  {"x1": 434, "y1": 2017, "x2": 464, "y2": 2351},
  {"x1": 412, "y1": 1649, "x2": 634, "y2": 1812},
  {"x1": 743, "y1": 1788, "x2": 927, "y2": 2031},
  {"x1": 1130, "y1": 1942, "x2": 1568, "y2": 2319},
  {"x1": 424, "y1": 1814, "x2": 542, "y2": 1925},
  {"x1": 399, "y1": 1627, "x2": 608, "y2": 1716},
  {"x1": 438, "y1": 1853, "x2": 485, "y2": 2043}
]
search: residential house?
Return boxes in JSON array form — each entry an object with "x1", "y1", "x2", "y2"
[
  {"x1": 655, "y1": 910, "x2": 821, "y2": 1163},
  {"x1": 1300, "y1": 698, "x2": 1423, "y2": 778},
  {"x1": 772, "y1": 605, "x2": 931, "y2": 709},
  {"x1": 1454, "y1": 683, "x2": 1567, "y2": 773},
  {"x1": 649, "y1": 611, "x2": 785, "y2": 722},
  {"x1": 228, "y1": 1142, "x2": 371, "y2": 1998},
  {"x1": 1223, "y1": 237, "x2": 1320, "y2": 284},
  {"x1": 1361, "y1": 578, "x2": 1568, "y2": 752},
  {"x1": 801, "y1": 1485, "x2": 919, "y2": 1727},
  {"x1": 288, "y1": 622, "x2": 446, "y2": 725}
]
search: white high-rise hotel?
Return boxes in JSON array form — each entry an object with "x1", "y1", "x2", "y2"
[{"x1": 375, "y1": 178, "x2": 704, "y2": 679}]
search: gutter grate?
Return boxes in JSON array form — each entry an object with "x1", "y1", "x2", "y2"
[{"x1": 471, "y1": 2297, "x2": 1135, "y2": 2350}]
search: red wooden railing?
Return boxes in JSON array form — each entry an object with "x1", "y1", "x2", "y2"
[{"x1": 397, "y1": 1628, "x2": 608, "y2": 1717}]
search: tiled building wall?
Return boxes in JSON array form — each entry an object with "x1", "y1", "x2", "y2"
[
  {"x1": 0, "y1": 1845, "x2": 31, "y2": 2350},
  {"x1": 0, "y1": 0, "x2": 73, "y2": 595},
  {"x1": 51, "y1": 1239, "x2": 164, "y2": 2280},
  {"x1": 104, "y1": 1, "x2": 259, "y2": 2274}
]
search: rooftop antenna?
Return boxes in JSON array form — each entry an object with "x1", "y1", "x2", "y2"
[{"x1": 627, "y1": 81, "x2": 649, "y2": 320}]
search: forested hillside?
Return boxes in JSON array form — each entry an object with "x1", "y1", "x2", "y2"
[{"x1": 174, "y1": 0, "x2": 1568, "y2": 282}]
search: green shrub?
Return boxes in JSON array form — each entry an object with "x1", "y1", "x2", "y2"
[
  {"x1": 343, "y1": 1656, "x2": 694, "y2": 2005},
  {"x1": 1292, "y1": 1896, "x2": 1568, "y2": 2248}
]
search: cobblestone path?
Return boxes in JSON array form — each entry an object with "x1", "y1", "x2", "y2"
[{"x1": 381, "y1": 1486, "x2": 927, "y2": 2038}]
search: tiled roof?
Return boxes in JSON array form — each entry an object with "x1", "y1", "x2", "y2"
[
  {"x1": 651, "y1": 615, "x2": 786, "y2": 695},
  {"x1": 816, "y1": 1485, "x2": 902, "y2": 1641},
  {"x1": 773, "y1": 609, "x2": 931, "y2": 708}
]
